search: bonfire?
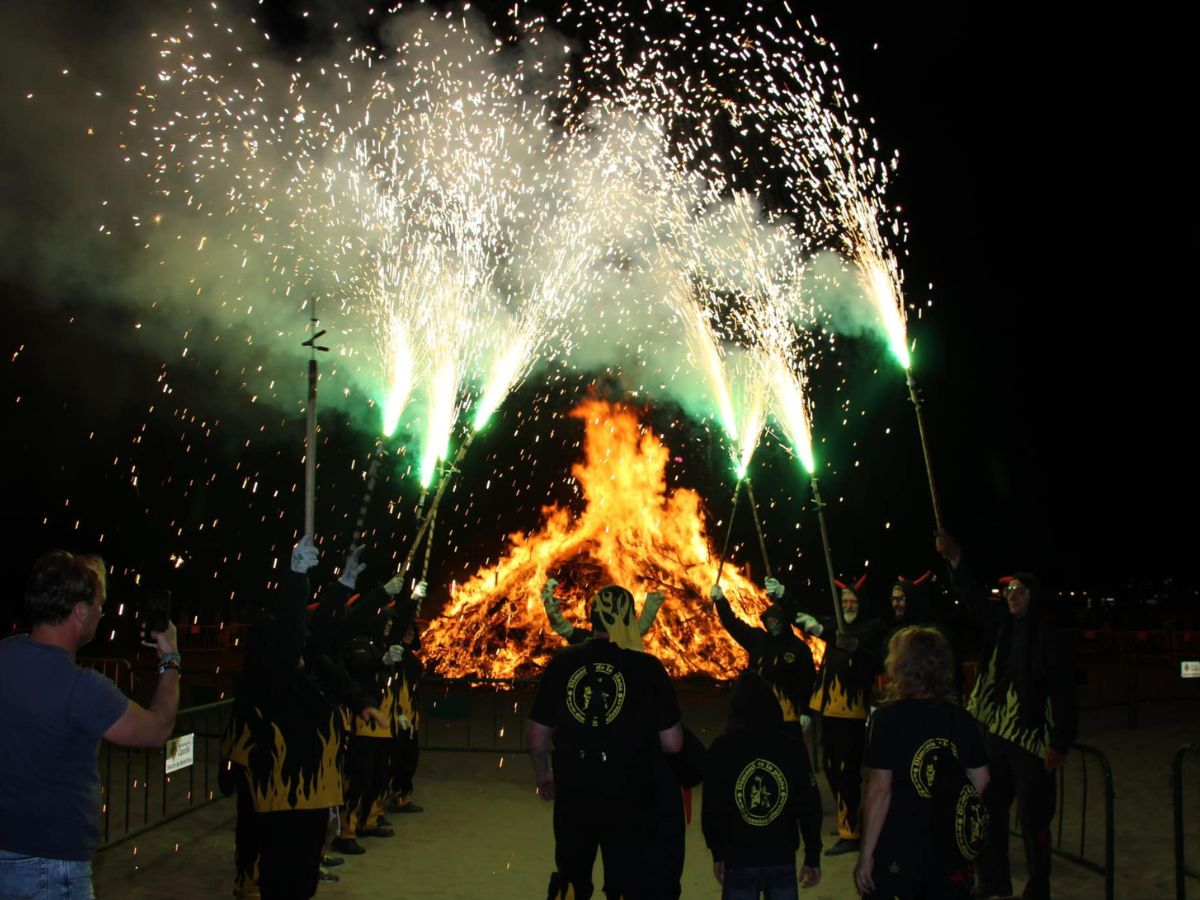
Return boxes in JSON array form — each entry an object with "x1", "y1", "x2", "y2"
[{"x1": 423, "y1": 399, "x2": 824, "y2": 679}]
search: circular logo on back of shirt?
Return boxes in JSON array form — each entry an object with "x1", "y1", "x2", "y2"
[
  {"x1": 734, "y1": 759, "x2": 789, "y2": 827},
  {"x1": 565, "y1": 662, "x2": 626, "y2": 726},
  {"x1": 910, "y1": 737, "x2": 957, "y2": 799},
  {"x1": 956, "y1": 783, "x2": 989, "y2": 860}
]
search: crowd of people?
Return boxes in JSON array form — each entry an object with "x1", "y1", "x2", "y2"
[
  {"x1": 530, "y1": 531, "x2": 1078, "y2": 899},
  {"x1": 218, "y1": 536, "x2": 430, "y2": 898},
  {"x1": 0, "y1": 527, "x2": 1078, "y2": 899}
]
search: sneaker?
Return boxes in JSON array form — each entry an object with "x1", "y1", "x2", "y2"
[
  {"x1": 824, "y1": 838, "x2": 861, "y2": 857},
  {"x1": 321, "y1": 855, "x2": 344, "y2": 868},
  {"x1": 330, "y1": 838, "x2": 366, "y2": 855},
  {"x1": 357, "y1": 826, "x2": 395, "y2": 838},
  {"x1": 317, "y1": 871, "x2": 340, "y2": 883},
  {"x1": 375, "y1": 815, "x2": 392, "y2": 827},
  {"x1": 394, "y1": 803, "x2": 424, "y2": 814}
]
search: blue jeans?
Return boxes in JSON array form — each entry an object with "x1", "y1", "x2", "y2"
[
  {"x1": 722, "y1": 863, "x2": 798, "y2": 900},
  {"x1": 0, "y1": 851, "x2": 94, "y2": 899}
]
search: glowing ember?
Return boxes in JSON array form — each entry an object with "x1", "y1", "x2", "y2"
[{"x1": 423, "y1": 399, "x2": 824, "y2": 679}]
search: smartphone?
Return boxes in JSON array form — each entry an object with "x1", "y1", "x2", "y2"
[{"x1": 142, "y1": 589, "x2": 172, "y2": 643}]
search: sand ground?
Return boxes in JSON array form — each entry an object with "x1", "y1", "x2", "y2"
[{"x1": 93, "y1": 702, "x2": 1200, "y2": 899}]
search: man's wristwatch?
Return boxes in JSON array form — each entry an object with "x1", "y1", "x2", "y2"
[{"x1": 157, "y1": 652, "x2": 182, "y2": 676}]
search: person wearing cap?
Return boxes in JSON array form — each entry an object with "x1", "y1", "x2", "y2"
[
  {"x1": 936, "y1": 533, "x2": 1078, "y2": 900},
  {"x1": 793, "y1": 578, "x2": 885, "y2": 856},
  {"x1": 527, "y1": 583, "x2": 684, "y2": 900},
  {"x1": 0, "y1": 551, "x2": 180, "y2": 899},
  {"x1": 709, "y1": 578, "x2": 817, "y2": 734}
]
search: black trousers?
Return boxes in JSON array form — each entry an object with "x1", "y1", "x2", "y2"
[
  {"x1": 871, "y1": 839, "x2": 975, "y2": 900},
  {"x1": 233, "y1": 777, "x2": 260, "y2": 894},
  {"x1": 552, "y1": 787, "x2": 654, "y2": 900},
  {"x1": 342, "y1": 735, "x2": 390, "y2": 835},
  {"x1": 647, "y1": 773, "x2": 686, "y2": 900},
  {"x1": 389, "y1": 729, "x2": 420, "y2": 801},
  {"x1": 977, "y1": 734, "x2": 1055, "y2": 900},
  {"x1": 821, "y1": 716, "x2": 866, "y2": 839},
  {"x1": 257, "y1": 808, "x2": 327, "y2": 900}
]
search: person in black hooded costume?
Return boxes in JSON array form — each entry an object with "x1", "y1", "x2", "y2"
[
  {"x1": 793, "y1": 578, "x2": 885, "y2": 856},
  {"x1": 328, "y1": 564, "x2": 425, "y2": 854},
  {"x1": 709, "y1": 579, "x2": 816, "y2": 732},
  {"x1": 703, "y1": 669, "x2": 822, "y2": 898},
  {"x1": 385, "y1": 616, "x2": 424, "y2": 814},
  {"x1": 220, "y1": 536, "x2": 346, "y2": 900},
  {"x1": 937, "y1": 533, "x2": 1077, "y2": 900},
  {"x1": 885, "y1": 573, "x2": 967, "y2": 697},
  {"x1": 527, "y1": 583, "x2": 684, "y2": 900}
]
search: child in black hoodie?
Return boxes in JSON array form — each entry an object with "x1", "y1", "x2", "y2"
[{"x1": 703, "y1": 670, "x2": 823, "y2": 898}]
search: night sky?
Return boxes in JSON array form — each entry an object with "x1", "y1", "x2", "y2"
[{"x1": 1, "y1": 2, "x2": 1191, "y2": 633}]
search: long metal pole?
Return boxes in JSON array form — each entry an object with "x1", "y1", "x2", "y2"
[
  {"x1": 304, "y1": 357, "x2": 317, "y2": 536},
  {"x1": 906, "y1": 369, "x2": 944, "y2": 534},
  {"x1": 809, "y1": 474, "x2": 845, "y2": 635},
  {"x1": 420, "y1": 502, "x2": 438, "y2": 582},
  {"x1": 715, "y1": 478, "x2": 742, "y2": 584},
  {"x1": 301, "y1": 296, "x2": 328, "y2": 537},
  {"x1": 399, "y1": 432, "x2": 476, "y2": 579},
  {"x1": 743, "y1": 478, "x2": 773, "y2": 580},
  {"x1": 350, "y1": 440, "x2": 387, "y2": 547}
]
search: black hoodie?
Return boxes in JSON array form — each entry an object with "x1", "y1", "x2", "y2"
[
  {"x1": 702, "y1": 671, "x2": 822, "y2": 869},
  {"x1": 714, "y1": 595, "x2": 815, "y2": 724}
]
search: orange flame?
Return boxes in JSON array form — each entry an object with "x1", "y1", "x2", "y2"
[{"x1": 424, "y1": 399, "x2": 824, "y2": 679}]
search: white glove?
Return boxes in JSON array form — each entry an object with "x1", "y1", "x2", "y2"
[
  {"x1": 383, "y1": 573, "x2": 405, "y2": 598},
  {"x1": 709, "y1": 584, "x2": 725, "y2": 603},
  {"x1": 764, "y1": 577, "x2": 785, "y2": 598},
  {"x1": 291, "y1": 535, "x2": 319, "y2": 574},
  {"x1": 799, "y1": 714, "x2": 812, "y2": 733},
  {"x1": 382, "y1": 644, "x2": 405, "y2": 665},
  {"x1": 794, "y1": 612, "x2": 823, "y2": 636},
  {"x1": 339, "y1": 544, "x2": 366, "y2": 589},
  {"x1": 412, "y1": 580, "x2": 428, "y2": 601},
  {"x1": 397, "y1": 714, "x2": 413, "y2": 735}
]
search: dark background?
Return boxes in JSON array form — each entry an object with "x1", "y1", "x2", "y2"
[{"x1": 1, "y1": 2, "x2": 1193, "y2": 633}]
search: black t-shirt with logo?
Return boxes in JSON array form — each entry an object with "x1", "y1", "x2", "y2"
[
  {"x1": 702, "y1": 726, "x2": 823, "y2": 868},
  {"x1": 529, "y1": 638, "x2": 681, "y2": 796},
  {"x1": 864, "y1": 698, "x2": 987, "y2": 859}
]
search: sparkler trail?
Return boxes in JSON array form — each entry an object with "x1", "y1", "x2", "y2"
[{"x1": 10, "y1": 0, "x2": 941, "y2": 644}]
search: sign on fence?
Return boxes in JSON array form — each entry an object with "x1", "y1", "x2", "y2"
[
  {"x1": 1182, "y1": 660, "x2": 1200, "y2": 679},
  {"x1": 165, "y1": 733, "x2": 195, "y2": 774}
]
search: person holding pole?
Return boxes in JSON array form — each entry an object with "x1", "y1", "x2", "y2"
[
  {"x1": 709, "y1": 579, "x2": 816, "y2": 735},
  {"x1": 329, "y1": 560, "x2": 426, "y2": 855},
  {"x1": 794, "y1": 579, "x2": 885, "y2": 856},
  {"x1": 936, "y1": 533, "x2": 1077, "y2": 900}
]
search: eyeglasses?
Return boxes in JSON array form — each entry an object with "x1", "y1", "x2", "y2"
[{"x1": 1004, "y1": 582, "x2": 1026, "y2": 596}]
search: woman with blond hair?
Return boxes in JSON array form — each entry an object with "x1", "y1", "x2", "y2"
[{"x1": 854, "y1": 627, "x2": 989, "y2": 899}]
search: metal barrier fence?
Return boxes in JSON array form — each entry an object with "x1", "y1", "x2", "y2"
[
  {"x1": 78, "y1": 657, "x2": 134, "y2": 695},
  {"x1": 1175, "y1": 743, "x2": 1200, "y2": 899},
  {"x1": 419, "y1": 675, "x2": 541, "y2": 753},
  {"x1": 1071, "y1": 629, "x2": 1200, "y2": 728},
  {"x1": 1009, "y1": 741, "x2": 1115, "y2": 900},
  {"x1": 98, "y1": 699, "x2": 234, "y2": 850}
]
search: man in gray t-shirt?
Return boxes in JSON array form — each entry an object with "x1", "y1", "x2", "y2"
[{"x1": 0, "y1": 551, "x2": 181, "y2": 898}]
